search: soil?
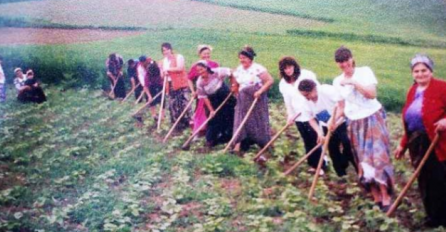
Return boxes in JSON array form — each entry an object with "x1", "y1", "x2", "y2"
[{"x1": 0, "y1": 27, "x2": 144, "y2": 45}]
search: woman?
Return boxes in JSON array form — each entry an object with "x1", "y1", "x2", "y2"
[
  {"x1": 188, "y1": 45, "x2": 220, "y2": 137},
  {"x1": 395, "y1": 54, "x2": 446, "y2": 227},
  {"x1": 23, "y1": 69, "x2": 46, "y2": 103},
  {"x1": 106, "y1": 53, "x2": 126, "y2": 99},
  {"x1": 231, "y1": 46, "x2": 274, "y2": 153},
  {"x1": 127, "y1": 59, "x2": 143, "y2": 101},
  {"x1": 0, "y1": 56, "x2": 5, "y2": 102},
  {"x1": 195, "y1": 61, "x2": 236, "y2": 147},
  {"x1": 159, "y1": 43, "x2": 193, "y2": 132},
  {"x1": 333, "y1": 46, "x2": 394, "y2": 212},
  {"x1": 278, "y1": 56, "x2": 326, "y2": 174}
]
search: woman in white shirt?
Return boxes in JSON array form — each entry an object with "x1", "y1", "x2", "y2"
[
  {"x1": 278, "y1": 56, "x2": 326, "y2": 173},
  {"x1": 194, "y1": 61, "x2": 236, "y2": 147},
  {"x1": 298, "y1": 79, "x2": 357, "y2": 177},
  {"x1": 0, "y1": 56, "x2": 5, "y2": 102},
  {"x1": 332, "y1": 46, "x2": 394, "y2": 212},
  {"x1": 231, "y1": 46, "x2": 274, "y2": 153}
]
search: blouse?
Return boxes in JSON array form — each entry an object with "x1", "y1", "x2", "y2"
[
  {"x1": 233, "y1": 63, "x2": 266, "y2": 91},
  {"x1": 333, "y1": 66, "x2": 382, "y2": 120},
  {"x1": 279, "y1": 69, "x2": 320, "y2": 122},
  {"x1": 196, "y1": 68, "x2": 231, "y2": 99}
]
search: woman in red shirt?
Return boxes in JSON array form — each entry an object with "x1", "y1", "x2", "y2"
[{"x1": 395, "y1": 54, "x2": 446, "y2": 227}]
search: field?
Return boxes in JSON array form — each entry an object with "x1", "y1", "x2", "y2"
[{"x1": 1, "y1": 0, "x2": 446, "y2": 231}]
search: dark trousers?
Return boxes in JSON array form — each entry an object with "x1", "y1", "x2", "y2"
[
  {"x1": 323, "y1": 122, "x2": 358, "y2": 177},
  {"x1": 296, "y1": 121, "x2": 326, "y2": 170}
]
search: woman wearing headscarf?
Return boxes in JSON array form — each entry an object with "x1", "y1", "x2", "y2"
[
  {"x1": 159, "y1": 43, "x2": 193, "y2": 132},
  {"x1": 188, "y1": 45, "x2": 220, "y2": 137},
  {"x1": 194, "y1": 61, "x2": 236, "y2": 147},
  {"x1": 394, "y1": 54, "x2": 446, "y2": 227},
  {"x1": 278, "y1": 56, "x2": 327, "y2": 174},
  {"x1": 332, "y1": 46, "x2": 394, "y2": 212},
  {"x1": 106, "y1": 53, "x2": 126, "y2": 99},
  {"x1": 231, "y1": 46, "x2": 274, "y2": 153}
]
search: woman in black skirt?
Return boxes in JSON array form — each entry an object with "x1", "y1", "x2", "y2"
[{"x1": 195, "y1": 61, "x2": 236, "y2": 147}]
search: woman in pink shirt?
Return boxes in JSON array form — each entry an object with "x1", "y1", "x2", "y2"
[{"x1": 188, "y1": 45, "x2": 219, "y2": 137}]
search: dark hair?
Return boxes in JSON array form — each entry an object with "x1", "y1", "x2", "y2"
[
  {"x1": 161, "y1": 42, "x2": 173, "y2": 52},
  {"x1": 239, "y1": 46, "x2": 256, "y2": 61},
  {"x1": 298, "y1": 79, "x2": 317, "y2": 92},
  {"x1": 139, "y1": 55, "x2": 147, "y2": 62},
  {"x1": 334, "y1": 46, "x2": 353, "y2": 63},
  {"x1": 127, "y1": 59, "x2": 135, "y2": 65},
  {"x1": 196, "y1": 62, "x2": 214, "y2": 74},
  {"x1": 109, "y1": 53, "x2": 117, "y2": 60},
  {"x1": 199, "y1": 47, "x2": 210, "y2": 54},
  {"x1": 278, "y1": 56, "x2": 301, "y2": 83}
]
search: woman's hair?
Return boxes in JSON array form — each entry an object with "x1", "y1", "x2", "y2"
[
  {"x1": 109, "y1": 53, "x2": 117, "y2": 61},
  {"x1": 26, "y1": 69, "x2": 34, "y2": 76},
  {"x1": 196, "y1": 62, "x2": 214, "y2": 74},
  {"x1": 298, "y1": 79, "x2": 317, "y2": 92},
  {"x1": 161, "y1": 42, "x2": 173, "y2": 52},
  {"x1": 334, "y1": 46, "x2": 353, "y2": 63},
  {"x1": 239, "y1": 46, "x2": 256, "y2": 61},
  {"x1": 197, "y1": 44, "x2": 212, "y2": 55},
  {"x1": 278, "y1": 56, "x2": 301, "y2": 83}
]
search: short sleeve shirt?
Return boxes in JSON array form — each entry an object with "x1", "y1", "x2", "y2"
[
  {"x1": 196, "y1": 68, "x2": 231, "y2": 99},
  {"x1": 279, "y1": 69, "x2": 320, "y2": 122},
  {"x1": 233, "y1": 63, "x2": 266, "y2": 90},
  {"x1": 301, "y1": 84, "x2": 342, "y2": 125},
  {"x1": 333, "y1": 66, "x2": 382, "y2": 120}
]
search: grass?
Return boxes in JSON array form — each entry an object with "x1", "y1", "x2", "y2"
[
  {"x1": 0, "y1": 0, "x2": 323, "y2": 34},
  {"x1": 1, "y1": 29, "x2": 445, "y2": 111},
  {"x1": 192, "y1": 0, "x2": 446, "y2": 42},
  {"x1": 0, "y1": 0, "x2": 446, "y2": 231},
  {"x1": 0, "y1": 88, "x2": 441, "y2": 231}
]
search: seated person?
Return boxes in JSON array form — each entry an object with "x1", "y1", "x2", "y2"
[{"x1": 14, "y1": 68, "x2": 46, "y2": 103}]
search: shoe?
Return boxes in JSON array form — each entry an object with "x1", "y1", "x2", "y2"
[
  {"x1": 319, "y1": 169, "x2": 325, "y2": 176},
  {"x1": 380, "y1": 204, "x2": 390, "y2": 213},
  {"x1": 374, "y1": 202, "x2": 383, "y2": 209}
]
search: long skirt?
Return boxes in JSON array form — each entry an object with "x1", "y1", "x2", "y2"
[
  {"x1": 134, "y1": 84, "x2": 145, "y2": 103},
  {"x1": 206, "y1": 84, "x2": 236, "y2": 147},
  {"x1": 17, "y1": 87, "x2": 46, "y2": 104},
  {"x1": 0, "y1": 84, "x2": 5, "y2": 102},
  {"x1": 148, "y1": 84, "x2": 162, "y2": 107},
  {"x1": 113, "y1": 77, "x2": 126, "y2": 99},
  {"x1": 232, "y1": 85, "x2": 270, "y2": 150},
  {"x1": 168, "y1": 85, "x2": 192, "y2": 131},
  {"x1": 407, "y1": 131, "x2": 446, "y2": 227},
  {"x1": 348, "y1": 109, "x2": 394, "y2": 194},
  {"x1": 192, "y1": 99, "x2": 208, "y2": 135}
]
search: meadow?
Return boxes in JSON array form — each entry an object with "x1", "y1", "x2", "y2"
[{"x1": 0, "y1": 0, "x2": 446, "y2": 231}]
